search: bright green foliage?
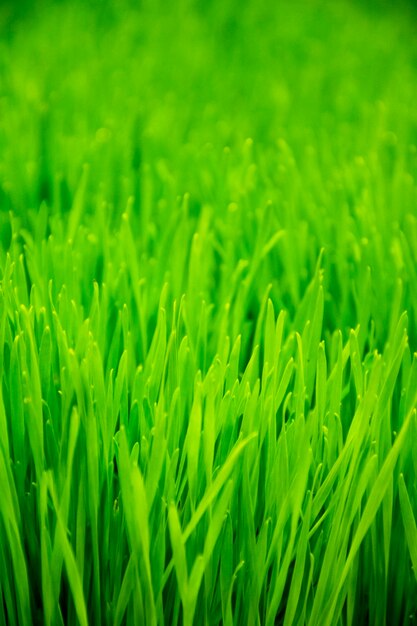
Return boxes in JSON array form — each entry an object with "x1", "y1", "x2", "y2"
[{"x1": 0, "y1": 0, "x2": 417, "y2": 624}]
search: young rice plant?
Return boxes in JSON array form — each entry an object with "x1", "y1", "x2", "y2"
[{"x1": 0, "y1": 0, "x2": 417, "y2": 624}]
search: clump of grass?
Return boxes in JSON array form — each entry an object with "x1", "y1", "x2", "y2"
[{"x1": 0, "y1": 0, "x2": 417, "y2": 624}]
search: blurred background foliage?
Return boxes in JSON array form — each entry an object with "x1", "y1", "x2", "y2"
[{"x1": 1, "y1": 0, "x2": 417, "y2": 350}]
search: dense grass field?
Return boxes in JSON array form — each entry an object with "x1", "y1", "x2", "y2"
[{"x1": 1, "y1": 0, "x2": 417, "y2": 624}]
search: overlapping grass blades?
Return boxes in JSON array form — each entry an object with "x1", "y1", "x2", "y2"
[
  {"x1": 0, "y1": 220, "x2": 416, "y2": 623},
  {"x1": 1, "y1": 0, "x2": 417, "y2": 623}
]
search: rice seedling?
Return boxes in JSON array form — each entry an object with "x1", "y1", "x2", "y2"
[{"x1": 0, "y1": 0, "x2": 417, "y2": 623}]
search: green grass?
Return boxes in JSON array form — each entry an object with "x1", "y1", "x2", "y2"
[{"x1": 1, "y1": 0, "x2": 417, "y2": 623}]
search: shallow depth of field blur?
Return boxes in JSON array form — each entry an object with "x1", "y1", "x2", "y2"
[{"x1": 1, "y1": 0, "x2": 417, "y2": 624}]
